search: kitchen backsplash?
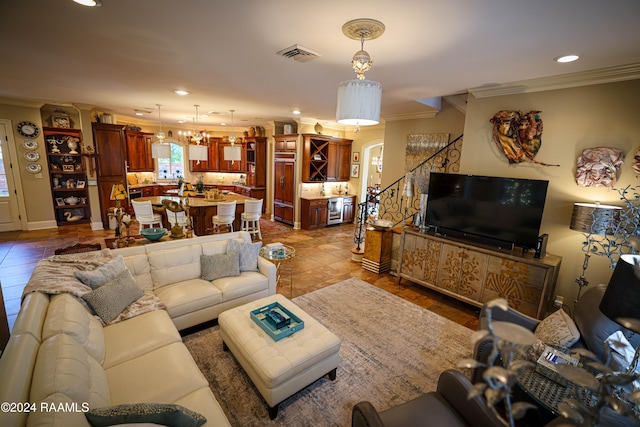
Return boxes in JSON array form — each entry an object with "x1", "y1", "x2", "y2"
[{"x1": 299, "y1": 182, "x2": 352, "y2": 198}]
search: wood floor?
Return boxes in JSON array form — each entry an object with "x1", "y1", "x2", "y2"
[{"x1": 0, "y1": 220, "x2": 480, "y2": 333}]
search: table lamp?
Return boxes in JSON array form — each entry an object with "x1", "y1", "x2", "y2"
[
  {"x1": 599, "y1": 254, "x2": 640, "y2": 321},
  {"x1": 109, "y1": 183, "x2": 128, "y2": 208},
  {"x1": 180, "y1": 182, "x2": 196, "y2": 197},
  {"x1": 108, "y1": 183, "x2": 131, "y2": 247}
]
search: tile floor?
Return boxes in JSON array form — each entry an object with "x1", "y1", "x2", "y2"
[{"x1": 0, "y1": 220, "x2": 480, "y2": 333}]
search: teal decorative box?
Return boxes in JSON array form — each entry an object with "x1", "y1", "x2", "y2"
[{"x1": 250, "y1": 302, "x2": 304, "y2": 341}]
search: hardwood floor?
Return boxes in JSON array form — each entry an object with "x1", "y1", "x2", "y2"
[{"x1": 0, "y1": 221, "x2": 479, "y2": 333}]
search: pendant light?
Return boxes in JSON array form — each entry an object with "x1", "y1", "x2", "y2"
[
  {"x1": 151, "y1": 104, "x2": 171, "y2": 158},
  {"x1": 336, "y1": 19, "x2": 384, "y2": 132},
  {"x1": 188, "y1": 105, "x2": 207, "y2": 164},
  {"x1": 223, "y1": 109, "x2": 242, "y2": 164}
]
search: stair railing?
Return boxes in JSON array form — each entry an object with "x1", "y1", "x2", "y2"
[{"x1": 353, "y1": 134, "x2": 463, "y2": 251}]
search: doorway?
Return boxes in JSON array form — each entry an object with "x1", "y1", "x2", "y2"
[
  {"x1": 360, "y1": 142, "x2": 384, "y2": 203},
  {"x1": 0, "y1": 121, "x2": 26, "y2": 231}
]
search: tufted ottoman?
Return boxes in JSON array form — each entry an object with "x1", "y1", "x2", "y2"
[{"x1": 218, "y1": 294, "x2": 342, "y2": 419}]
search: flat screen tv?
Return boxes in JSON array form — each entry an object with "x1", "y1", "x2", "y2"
[{"x1": 425, "y1": 173, "x2": 549, "y2": 250}]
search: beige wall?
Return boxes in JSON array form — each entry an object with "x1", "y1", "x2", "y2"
[{"x1": 461, "y1": 79, "x2": 640, "y2": 303}]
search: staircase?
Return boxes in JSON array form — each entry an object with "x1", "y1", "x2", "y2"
[{"x1": 353, "y1": 134, "x2": 464, "y2": 251}]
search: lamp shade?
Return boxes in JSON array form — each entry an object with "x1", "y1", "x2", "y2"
[
  {"x1": 223, "y1": 145, "x2": 242, "y2": 162},
  {"x1": 600, "y1": 254, "x2": 640, "y2": 321},
  {"x1": 570, "y1": 202, "x2": 621, "y2": 234},
  {"x1": 109, "y1": 183, "x2": 127, "y2": 200},
  {"x1": 188, "y1": 144, "x2": 208, "y2": 161},
  {"x1": 336, "y1": 79, "x2": 382, "y2": 126},
  {"x1": 151, "y1": 143, "x2": 171, "y2": 159}
]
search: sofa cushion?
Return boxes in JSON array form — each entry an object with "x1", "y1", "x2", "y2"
[
  {"x1": 85, "y1": 403, "x2": 206, "y2": 427},
  {"x1": 102, "y1": 309, "x2": 181, "y2": 369},
  {"x1": 201, "y1": 252, "x2": 240, "y2": 281},
  {"x1": 154, "y1": 279, "x2": 223, "y2": 320},
  {"x1": 122, "y1": 253, "x2": 153, "y2": 291},
  {"x1": 201, "y1": 239, "x2": 229, "y2": 255},
  {"x1": 106, "y1": 342, "x2": 208, "y2": 405},
  {"x1": 534, "y1": 308, "x2": 580, "y2": 348},
  {"x1": 148, "y1": 245, "x2": 202, "y2": 289},
  {"x1": 74, "y1": 256, "x2": 127, "y2": 289},
  {"x1": 26, "y1": 393, "x2": 92, "y2": 427},
  {"x1": 173, "y1": 388, "x2": 232, "y2": 427},
  {"x1": 82, "y1": 270, "x2": 144, "y2": 323},
  {"x1": 30, "y1": 334, "x2": 110, "y2": 409},
  {"x1": 212, "y1": 271, "x2": 269, "y2": 302},
  {"x1": 43, "y1": 293, "x2": 105, "y2": 364},
  {"x1": 227, "y1": 239, "x2": 261, "y2": 272}
]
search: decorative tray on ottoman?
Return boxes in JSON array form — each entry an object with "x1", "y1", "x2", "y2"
[{"x1": 250, "y1": 302, "x2": 304, "y2": 341}]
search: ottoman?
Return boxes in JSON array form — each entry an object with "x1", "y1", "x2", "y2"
[{"x1": 219, "y1": 294, "x2": 342, "y2": 419}]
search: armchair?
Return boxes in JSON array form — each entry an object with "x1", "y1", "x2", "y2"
[{"x1": 351, "y1": 369, "x2": 502, "y2": 427}]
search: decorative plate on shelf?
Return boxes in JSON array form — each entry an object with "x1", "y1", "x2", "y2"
[
  {"x1": 26, "y1": 163, "x2": 42, "y2": 174},
  {"x1": 22, "y1": 139, "x2": 38, "y2": 150},
  {"x1": 17, "y1": 121, "x2": 40, "y2": 138},
  {"x1": 24, "y1": 151, "x2": 40, "y2": 161}
]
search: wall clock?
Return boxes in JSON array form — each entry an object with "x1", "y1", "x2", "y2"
[{"x1": 17, "y1": 121, "x2": 40, "y2": 138}]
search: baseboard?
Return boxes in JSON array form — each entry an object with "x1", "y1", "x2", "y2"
[
  {"x1": 91, "y1": 220, "x2": 104, "y2": 231},
  {"x1": 27, "y1": 220, "x2": 57, "y2": 230}
]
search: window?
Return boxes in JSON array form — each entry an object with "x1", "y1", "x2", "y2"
[
  {"x1": 157, "y1": 143, "x2": 184, "y2": 180},
  {"x1": 0, "y1": 145, "x2": 9, "y2": 197}
]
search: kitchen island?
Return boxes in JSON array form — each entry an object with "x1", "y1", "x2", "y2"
[{"x1": 136, "y1": 192, "x2": 254, "y2": 236}]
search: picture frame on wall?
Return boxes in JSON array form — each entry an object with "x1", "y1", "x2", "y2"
[
  {"x1": 351, "y1": 163, "x2": 360, "y2": 178},
  {"x1": 352, "y1": 152, "x2": 360, "y2": 163}
]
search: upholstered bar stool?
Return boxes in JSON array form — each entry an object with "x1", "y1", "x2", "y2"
[
  {"x1": 131, "y1": 200, "x2": 162, "y2": 234},
  {"x1": 212, "y1": 201, "x2": 236, "y2": 233},
  {"x1": 241, "y1": 199, "x2": 263, "y2": 240}
]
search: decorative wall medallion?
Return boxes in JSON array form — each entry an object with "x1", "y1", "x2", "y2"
[
  {"x1": 490, "y1": 110, "x2": 558, "y2": 166},
  {"x1": 575, "y1": 147, "x2": 625, "y2": 188},
  {"x1": 26, "y1": 163, "x2": 42, "y2": 174}
]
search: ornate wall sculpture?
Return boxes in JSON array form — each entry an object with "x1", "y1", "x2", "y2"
[
  {"x1": 575, "y1": 147, "x2": 625, "y2": 188},
  {"x1": 489, "y1": 110, "x2": 558, "y2": 166}
]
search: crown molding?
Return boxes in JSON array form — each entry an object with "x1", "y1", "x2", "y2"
[
  {"x1": 383, "y1": 110, "x2": 438, "y2": 122},
  {"x1": 0, "y1": 97, "x2": 45, "y2": 109},
  {"x1": 468, "y1": 63, "x2": 640, "y2": 98}
]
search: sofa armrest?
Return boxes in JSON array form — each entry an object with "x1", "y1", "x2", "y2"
[
  {"x1": 437, "y1": 369, "x2": 501, "y2": 427},
  {"x1": 352, "y1": 401, "x2": 386, "y2": 427},
  {"x1": 257, "y1": 256, "x2": 277, "y2": 295}
]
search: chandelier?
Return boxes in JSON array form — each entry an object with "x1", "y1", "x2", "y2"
[
  {"x1": 151, "y1": 104, "x2": 170, "y2": 158},
  {"x1": 188, "y1": 105, "x2": 208, "y2": 163},
  {"x1": 336, "y1": 18, "x2": 384, "y2": 132}
]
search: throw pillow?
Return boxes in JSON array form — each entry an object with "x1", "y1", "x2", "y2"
[
  {"x1": 75, "y1": 256, "x2": 127, "y2": 289},
  {"x1": 85, "y1": 403, "x2": 206, "y2": 427},
  {"x1": 534, "y1": 308, "x2": 580, "y2": 348},
  {"x1": 201, "y1": 252, "x2": 240, "y2": 281},
  {"x1": 82, "y1": 270, "x2": 144, "y2": 323},
  {"x1": 227, "y1": 239, "x2": 262, "y2": 272}
]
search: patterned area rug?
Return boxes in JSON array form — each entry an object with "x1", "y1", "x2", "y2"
[
  {"x1": 182, "y1": 278, "x2": 474, "y2": 427},
  {"x1": 259, "y1": 218, "x2": 293, "y2": 234}
]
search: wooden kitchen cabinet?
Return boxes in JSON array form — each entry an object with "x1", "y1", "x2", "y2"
[
  {"x1": 342, "y1": 196, "x2": 356, "y2": 224},
  {"x1": 189, "y1": 138, "x2": 220, "y2": 172},
  {"x1": 274, "y1": 134, "x2": 297, "y2": 152},
  {"x1": 301, "y1": 134, "x2": 352, "y2": 183},
  {"x1": 274, "y1": 155, "x2": 295, "y2": 225},
  {"x1": 125, "y1": 129, "x2": 154, "y2": 172},
  {"x1": 300, "y1": 198, "x2": 328, "y2": 229},
  {"x1": 218, "y1": 141, "x2": 245, "y2": 172},
  {"x1": 398, "y1": 228, "x2": 562, "y2": 319},
  {"x1": 244, "y1": 136, "x2": 266, "y2": 188}
]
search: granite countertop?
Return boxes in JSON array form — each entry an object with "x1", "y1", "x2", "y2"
[{"x1": 300, "y1": 194, "x2": 356, "y2": 200}]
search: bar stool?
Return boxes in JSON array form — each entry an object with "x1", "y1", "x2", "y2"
[
  {"x1": 212, "y1": 201, "x2": 236, "y2": 233},
  {"x1": 131, "y1": 200, "x2": 163, "y2": 234},
  {"x1": 241, "y1": 199, "x2": 263, "y2": 240}
]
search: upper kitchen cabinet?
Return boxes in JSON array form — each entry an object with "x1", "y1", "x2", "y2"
[
  {"x1": 274, "y1": 134, "x2": 297, "y2": 152},
  {"x1": 301, "y1": 134, "x2": 352, "y2": 183},
  {"x1": 218, "y1": 141, "x2": 245, "y2": 172},
  {"x1": 125, "y1": 129, "x2": 154, "y2": 172},
  {"x1": 189, "y1": 138, "x2": 220, "y2": 172}
]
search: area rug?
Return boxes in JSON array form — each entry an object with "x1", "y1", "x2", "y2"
[
  {"x1": 182, "y1": 278, "x2": 474, "y2": 427},
  {"x1": 259, "y1": 218, "x2": 293, "y2": 234}
]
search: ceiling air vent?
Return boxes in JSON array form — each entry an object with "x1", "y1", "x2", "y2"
[{"x1": 276, "y1": 44, "x2": 322, "y2": 63}]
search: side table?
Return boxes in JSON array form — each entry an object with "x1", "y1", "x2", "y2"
[{"x1": 260, "y1": 245, "x2": 296, "y2": 298}]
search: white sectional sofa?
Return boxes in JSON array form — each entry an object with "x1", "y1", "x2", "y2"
[{"x1": 0, "y1": 232, "x2": 277, "y2": 427}]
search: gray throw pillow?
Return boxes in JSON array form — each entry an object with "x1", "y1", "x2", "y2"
[
  {"x1": 75, "y1": 256, "x2": 127, "y2": 289},
  {"x1": 85, "y1": 403, "x2": 206, "y2": 427},
  {"x1": 82, "y1": 270, "x2": 144, "y2": 323},
  {"x1": 201, "y1": 252, "x2": 240, "y2": 281},
  {"x1": 227, "y1": 239, "x2": 262, "y2": 272}
]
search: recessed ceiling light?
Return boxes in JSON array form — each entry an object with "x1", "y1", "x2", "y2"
[
  {"x1": 292, "y1": 109, "x2": 301, "y2": 115},
  {"x1": 555, "y1": 54, "x2": 580, "y2": 63},
  {"x1": 73, "y1": 0, "x2": 102, "y2": 6},
  {"x1": 221, "y1": 122, "x2": 227, "y2": 126},
  {"x1": 135, "y1": 112, "x2": 143, "y2": 116},
  {"x1": 174, "y1": 90, "x2": 190, "y2": 96},
  {"x1": 177, "y1": 120, "x2": 185, "y2": 124}
]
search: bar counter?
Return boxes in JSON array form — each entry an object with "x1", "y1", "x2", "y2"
[{"x1": 137, "y1": 192, "x2": 254, "y2": 236}]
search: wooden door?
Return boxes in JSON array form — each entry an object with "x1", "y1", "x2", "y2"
[{"x1": 92, "y1": 123, "x2": 127, "y2": 228}]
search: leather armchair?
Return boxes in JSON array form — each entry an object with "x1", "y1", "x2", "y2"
[{"x1": 351, "y1": 369, "x2": 502, "y2": 427}]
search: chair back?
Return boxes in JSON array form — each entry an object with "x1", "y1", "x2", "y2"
[
  {"x1": 131, "y1": 200, "x2": 154, "y2": 219},
  {"x1": 217, "y1": 201, "x2": 236, "y2": 218},
  {"x1": 168, "y1": 210, "x2": 187, "y2": 226},
  {"x1": 243, "y1": 199, "x2": 263, "y2": 218}
]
